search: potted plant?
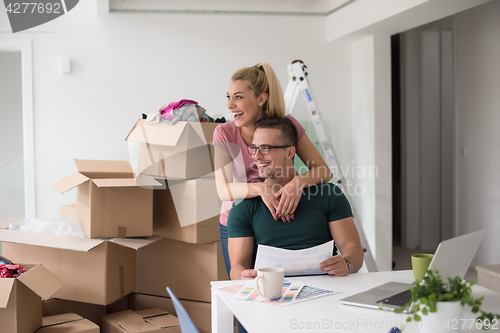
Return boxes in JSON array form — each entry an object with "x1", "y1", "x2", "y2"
[{"x1": 395, "y1": 268, "x2": 499, "y2": 332}]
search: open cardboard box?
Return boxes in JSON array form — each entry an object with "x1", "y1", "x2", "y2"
[
  {"x1": 134, "y1": 237, "x2": 227, "y2": 302},
  {"x1": 0, "y1": 226, "x2": 161, "y2": 306},
  {"x1": 153, "y1": 177, "x2": 221, "y2": 244},
  {"x1": 476, "y1": 264, "x2": 500, "y2": 293},
  {"x1": 43, "y1": 294, "x2": 130, "y2": 327},
  {"x1": 36, "y1": 313, "x2": 99, "y2": 333},
  {"x1": 0, "y1": 263, "x2": 64, "y2": 333},
  {"x1": 126, "y1": 119, "x2": 218, "y2": 179},
  {"x1": 52, "y1": 159, "x2": 159, "y2": 238},
  {"x1": 59, "y1": 204, "x2": 77, "y2": 217},
  {"x1": 101, "y1": 308, "x2": 180, "y2": 333},
  {"x1": 129, "y1": 294, "x2": 211, "y2": 333}
]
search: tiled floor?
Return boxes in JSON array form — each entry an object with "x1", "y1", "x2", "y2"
[{"x1": 392, "y1": 245, "x2": 478, "y2": 281}]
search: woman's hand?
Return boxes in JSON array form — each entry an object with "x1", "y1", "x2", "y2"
[{"x1": 273, "y1": 179, "x2": 303, "y2": 222}]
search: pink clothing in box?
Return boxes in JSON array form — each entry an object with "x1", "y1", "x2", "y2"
[{"x1": 212, "y1": 115, "x2": 306, "y2": 226}]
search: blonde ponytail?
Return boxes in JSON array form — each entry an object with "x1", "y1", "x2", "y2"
[{"x1": 231, "y1": 62, "x2": 286, "y2": 118}]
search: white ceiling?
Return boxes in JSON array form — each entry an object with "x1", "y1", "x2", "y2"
[{"x1": 108, "y1": 0, "x2": 354, "y2": 15}]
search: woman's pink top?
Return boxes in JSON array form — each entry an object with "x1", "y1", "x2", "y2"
[{"x1": 212, "y1": 115, "x2": 306, "y2": 226}]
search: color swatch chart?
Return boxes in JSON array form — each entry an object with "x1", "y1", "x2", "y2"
[
  {"x1": 295, "y1": 285, "x2": 338, "y2": 302},
  {"x1": 216, "y1": 280, "x2": 338, "y2": 307},
  {"x1": 233, "y1": 280, "x2": 304, "y2": 307}
]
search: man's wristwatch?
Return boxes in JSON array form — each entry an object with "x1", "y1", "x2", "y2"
[{"x1": 344, "y1": 258, "x2": 353, "y2": 274}]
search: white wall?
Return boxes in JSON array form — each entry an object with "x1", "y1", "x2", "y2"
[
  {"x1": 0, "y1": 1, "x2": 332, "y2": 219},
  {"x1": 453, "y1": 1, "x2": 500, "y2": 267},
  {"x1": 350, "y1": 36, "x2": 376, "y2": 258},
  {"x1": 372, "y1": 34, "x2": 393, "y2": 271},
  {"x1": 348, "y1": 35, "x2": 392, "y2": 272},
  {"x1": 0, "y1": 51, "x2": 24, "y2": 218}
]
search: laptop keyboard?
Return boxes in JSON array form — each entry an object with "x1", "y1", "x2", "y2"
[{"x1": 378, "y1": 289, "x2": 412, "y2": 306}]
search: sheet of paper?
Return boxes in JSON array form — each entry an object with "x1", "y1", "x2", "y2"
[
  {"x1": 232, "y1": 280, "x2": 305, "y2": 307},
  {"x1": 254, "y1": 240, "x2": 334, "y2": 276}
]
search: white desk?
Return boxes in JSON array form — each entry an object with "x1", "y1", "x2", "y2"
[{"x1": 211, "y1": 270, "x2": 500, "y2": 333}]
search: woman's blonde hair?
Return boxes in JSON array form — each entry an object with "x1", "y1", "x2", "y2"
[{"x1": 231, "y1": 62, "x2": 286, "y2": 118}]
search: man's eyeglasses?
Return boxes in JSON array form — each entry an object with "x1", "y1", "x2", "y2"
[{"x1": 247, "y1": 145, "x2": 291, "y2": 155}]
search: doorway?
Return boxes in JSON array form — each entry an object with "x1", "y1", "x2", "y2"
[
  {"x1": 0, "y1": 51, "x2": 24, "y2": 218},
  {"x1": 392, "y1": 19, "x2": 456, "y2": 269},
  {"x1": 0, "y1": 40, "x2": 35, "y2": 220}
]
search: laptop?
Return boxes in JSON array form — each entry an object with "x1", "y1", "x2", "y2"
[{"x1": 339, "y1": 229, "x2": 486, "y2": 312}]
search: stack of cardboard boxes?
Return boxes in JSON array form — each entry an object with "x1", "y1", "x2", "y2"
[
  {"x1": 0, "y1": 159, "x2": 165, "y2": 332},
  {"x1": 0, "y1": 119, "x2": 226, "y2": 333},
  {"x1": 126, "y1": 119, "x2": 227, "y2": 333}
]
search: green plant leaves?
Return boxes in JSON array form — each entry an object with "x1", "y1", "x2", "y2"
[{"x1": 391, "y1": 268, "x2": 499, "y2": 330}]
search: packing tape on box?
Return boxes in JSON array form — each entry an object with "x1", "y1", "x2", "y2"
[
  {"x1": 120, "y1": 265, "x2": 125, "y2": 297},
  {"x1": 118, "y1": 226, "x2": 127, "y2": 238},
  {"x1": 140, "y1": 122, "x2": 155, "y2": 163}
]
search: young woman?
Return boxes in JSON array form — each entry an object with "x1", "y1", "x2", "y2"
[{"x1": 213, "y1": 62, "x2": 331, "y2": 277}]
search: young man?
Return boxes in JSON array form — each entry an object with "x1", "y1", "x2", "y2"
[{"x1": 227, "y1": 117, "x2": 364, "y2": 280}]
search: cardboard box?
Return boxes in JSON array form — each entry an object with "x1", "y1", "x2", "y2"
[
  {"x1": 135, "y1": 237, "x2": 227, "y2": 302},
  {"x1": 126, "y1": 119, "x2": 218, "y2": 179},
  {"x1": 43, "y1": 299, "x2": 106, "y2": 327},
  {"x1": 36, "y1": 313, "x2": 99, "y2": 333},
  {"x1": 43, "y1": 295, "x2": 129, "y2": 326},
  {"x1": 52, "y1": 159, "x2": 159, "y2": 238},
  {"x1": 0, "y1": 263, "x2": 64, "y2": 333},
  {"x1": 129, "y1": 294, "x2": 211, "y2": 333},
  {"x1": 0, "y1": 229, "x2": 160, "y2": 305},
  {"x1": 153, "y1": 178, "x2": 220, "y2": 244},
  {"x1": 102, "y1": 308, "x2": 180, "y2": 333},
  {"x1": 476, "y1": 264, "x2": 500, "y2": 293},
  {"x1": 59, "y1": 204, "x2": 77, "y2": 217}
]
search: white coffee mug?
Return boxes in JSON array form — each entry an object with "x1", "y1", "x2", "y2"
[{"x1": 255, "y1": 267, "x2": 285, "y2": 300}]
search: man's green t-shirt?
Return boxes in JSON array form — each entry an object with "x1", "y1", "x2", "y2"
[{"x1": 227, "y1": 183, "x2": 353, "y2": 252}]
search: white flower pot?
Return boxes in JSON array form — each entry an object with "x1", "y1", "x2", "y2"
[{"x1": 418, "y1": 301, "x2": 464, "y2": 333}]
